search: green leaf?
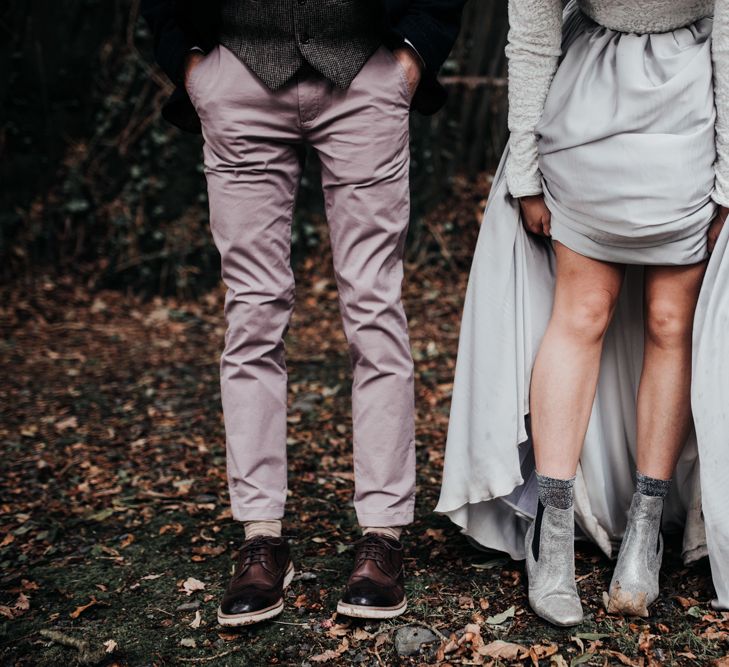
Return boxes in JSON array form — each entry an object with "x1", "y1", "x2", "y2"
[
  {"x1": 574, "y1": 633, "x2": 611, "y2": 640},
  {"x1": 87, "y1": 508, "x2": 114, "y2": 522},
  {"x1": 485, "y1": 605, "x2": 515, "y2": 625},
  {"x1": 570, "y1": 653, "x2": 595, "y2": 666},
  {"x1": 471, "y1": 558, "x2": 508, "y2": 570}
]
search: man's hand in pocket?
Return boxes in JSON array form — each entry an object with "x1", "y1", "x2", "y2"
[
  {"x1": 392, "y1": 46, "x2": 423, "y2": 99},
  {"x1": 184, "y1": 51, "x2": 206, "y2": 88}
]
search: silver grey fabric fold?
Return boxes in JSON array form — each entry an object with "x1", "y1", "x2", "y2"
[
  {"x1": 539, "y1": 11, "x2": 717, "y2": 265},
  {"x1": 436, "y1": 4, "x2": 729, "y2": 610}
]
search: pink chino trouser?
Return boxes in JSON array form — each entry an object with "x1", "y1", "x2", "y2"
[{"x1": 186, "y1": 44, "x2": 416, "y2": 527}]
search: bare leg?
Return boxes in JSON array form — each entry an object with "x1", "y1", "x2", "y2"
[
  {"x1": 531, "y1": 242, "x2": 626, "y2": 478},
  {"x1": 607, "y1": 261, "x2": 706, "y2": 617},
  {"x1": 636, "y1": 262, "x2": 707, "y2": 479},
  {"x1": 526, "y1": 243, "x2": 625, "y2": 627}
]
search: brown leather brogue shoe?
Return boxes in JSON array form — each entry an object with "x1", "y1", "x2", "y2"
[
  {"x1": 337, "y1": 533, "x2": 407, "y2": 619},
  {"x1": 217, "y1": 536, "x2": 294, "y2": 627}
]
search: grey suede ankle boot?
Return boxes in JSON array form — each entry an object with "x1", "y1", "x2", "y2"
[
  {"x1": 606, "y1": 492, "x2": 664, "y2": 617},
  {"x1": 525, "y1": 501, "x2": 584, "y2": 627}
]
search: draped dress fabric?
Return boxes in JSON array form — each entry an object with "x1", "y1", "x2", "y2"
[
  {"x1": 435, "y1": 4, "x2": 729, "y2": 609},
  {"x1": 542, "y1": 13, "x2": 716, "y2": 265}
]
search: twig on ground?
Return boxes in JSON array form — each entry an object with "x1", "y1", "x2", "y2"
[
  {"x1": 369, "y1": 646, "x2": 387, "y2": 667},
  {"x1": 272, "y1": 620, "x2": 311, "y2": 627},
  {"x1": 178, "y1": 646, "x2": 243, "y2": 663},
  {"x1": 151, "y1": 606, "x2": 175, "y2": 617},
  {"x1": 38, "y1": 629, "x2": 108, "y2": 666},
  {"x1": 411, "y1": 622, "x2": 451, "y2": 643}
]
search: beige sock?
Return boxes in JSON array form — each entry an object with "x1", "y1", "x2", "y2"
[
  {"x1": 244, "y1": 520, "x2": 282, "y2": 540},
  {"x1": 363, "y1": 526, "x2": 403, "y2": 541}
]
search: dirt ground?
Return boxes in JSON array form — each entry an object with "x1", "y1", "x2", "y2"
[{"x1": 2, "y1": 206, "x2": 729, "y2": 666}]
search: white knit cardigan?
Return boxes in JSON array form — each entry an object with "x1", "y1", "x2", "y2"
[{"x1": 505, "y1": 0, "x2": 729, "y2": 208}]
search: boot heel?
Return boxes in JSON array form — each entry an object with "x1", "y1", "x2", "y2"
[{"x1": 606, "y1": 492, "x2": 664, "y2": 617}]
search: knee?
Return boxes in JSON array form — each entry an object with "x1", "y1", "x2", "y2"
[
  {"x1": 223, "y1": 282, "x2": 295, "y2": 351},
  {"x1": 557, "y1": 289, "x2": 616, "y2": 344},
  {"x1": 341, "y1": 306, "x2": 413, "y2": 375},
  {"x1": 646, "y1": 299, "x2": 693, "y2": 349},
  {"x1": 225, "y1": 288, "x2": 295, "y2": 325}
]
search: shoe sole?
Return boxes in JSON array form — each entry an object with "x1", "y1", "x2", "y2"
[
  {"x1": 217, "y1": 564, "x2": 295, "y2": 627},
  {"x1": 336, "y1": 597, "x2": 407, "y2": 620},
  {"x1": 604, "y1": 588, "x2": 651, "y2": 618}
]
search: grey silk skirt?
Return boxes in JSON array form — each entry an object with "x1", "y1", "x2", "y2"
[
  {"x1": 436, "y1": 4, "x2": 729, "y2": 609},
  {"x1": 540, "y1": 8, "x2": 716, "y2": 264}
]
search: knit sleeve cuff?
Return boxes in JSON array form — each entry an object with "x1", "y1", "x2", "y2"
[
  {"x1": 505, "y1": 152, "x2": 544, "y2": 199},
  {"x1": 712, "y1": 172, "x2": 729, "y2": 209},
  {"x1": 712, "y1": 192, "x2": 729, "y2": 209},
  {"x1": 507, "y1": 182, "x2": 544, "y2": 199}
]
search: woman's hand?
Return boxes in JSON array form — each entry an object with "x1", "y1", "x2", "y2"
[
  {"x1": 519, "y1": 194, "x2": 551, "y2": 237},
  {"x1": 708, "y1": 205, "x2": 729, "y2": 254}
]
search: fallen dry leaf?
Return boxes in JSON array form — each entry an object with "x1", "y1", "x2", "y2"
[
  {"x1": 54, "y1": 416, "x2": 78, "y2": 431},
  {"x1": 159, "y1": 523, "x2": 184, "y2": 536},
  {"x1": 327, "y1": 623, "x2": 350, "y2": 638},
  {"x1": 69, "y1": 598, "x2": 98, "y2": 619},
  {"x1": 352, "y1": 628, "x2": 372, "y2": 641},
  {"x1": 294, "y1": 593, "x2": 308, "y2": 609},
  {"x1": 424, "y1": 528, "x2": 447, "y2": 543},
  {"x1": 479, "y1": 640, "x2": 529, "y2": 660},
  {"x1": 674, "y1": 596, "x2": 700, "y2": 609},
  {"x1": 309, "y1": 650, "x2": 341, "y2": 663},
  {"x1": 458, "y1": 595, "x2": 475, "y2": 609},
  {"x1": 191, "y1": 544, "x2": 226, "y2": 558},
  {"x1": 310, "y1": 638, "x2": 349, "y2": 663},
  {"x1": 119, "y1": 534, "x2": 134, "y2": 549},
  {"x1": 181, "y1": 577, "x2": 206, "y2": 596},
  {"x1": 602, "y1": 649, "x2": 642, "y2": 666},
  {"x1": 485, "y1": 605, "x2": 515, "y2": 625},
  {"x1": 531, "y1": 642, "x2": 558, "y2": 660},
  {"x1": 14, "y1": 593, "x2": 30, "y2": 614}
]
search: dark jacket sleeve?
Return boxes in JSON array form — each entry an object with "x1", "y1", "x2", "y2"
[
  {"x1": 389, "y1": 0, "x2": 467, "y2": 73},
  {"x1": 140, "y1": 0, "x2": 191, "y2": 86}
]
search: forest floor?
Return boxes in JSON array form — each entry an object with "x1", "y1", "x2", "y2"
[{"x1": 2, "y1": 191, "x2": 729, "y2": 666}]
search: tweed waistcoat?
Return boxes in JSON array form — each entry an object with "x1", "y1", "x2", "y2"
[{"x1": 219, "y1": 0, "x2": 384, "y2": 89}]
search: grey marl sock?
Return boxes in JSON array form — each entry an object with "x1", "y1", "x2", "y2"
[
  {"x1": 636, "y1": 471, "x2": 671, "y2": 498},
  {"x1": 536, "y1": 472, "x2": 575, "y2": 510}
]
